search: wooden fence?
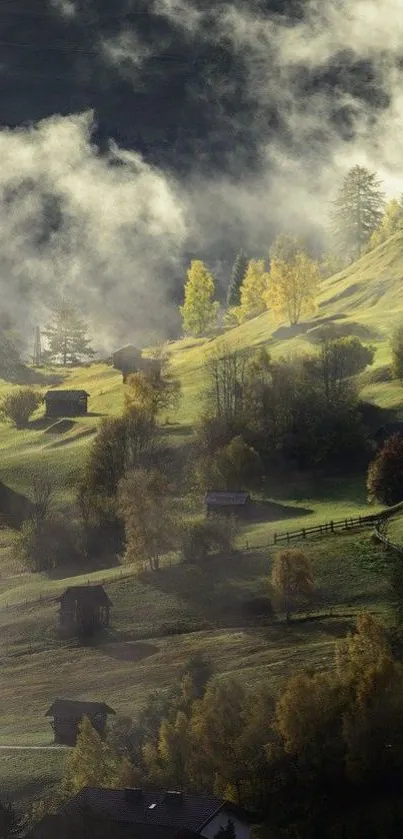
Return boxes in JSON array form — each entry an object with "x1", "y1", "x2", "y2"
[{"x1": 272, "y1": 512, "x2": 383, "y2": 546}]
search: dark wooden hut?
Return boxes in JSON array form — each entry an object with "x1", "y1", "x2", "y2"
[
  {"x1": 44, "y1": 390, "x2": 89, "y2": 418},
  {"x1": 204, "y1": 491, "x2": 251, "y2": 516},
  {"x1": 111, "y1": 345, "x2": 161, "y2": 383},
  {"x1": 45, "y1": 698, "x2": 116, "y2": 746},
  {"x1": 59, "y1": 585, "x2": 112, "y2": 635},
  {"x1": 112, "y1": 345, "x2": 143, "y2": 382}
]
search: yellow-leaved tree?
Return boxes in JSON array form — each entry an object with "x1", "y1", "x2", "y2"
[
  {"x1": 270, "y1": 548, "x2": 315, "y2": 623},
  {"x1": 180, "y1": 260, "x2": 219, "y2": 336},
  {"x1": 236, "y1": 259, "x2": 269, "y2": 323},
  {"x1": 61, "y1": 717, "x2": 137, "y2": 799},
  {"x1": 265, "y1": 236, "x2": 319, "y2": 325}
]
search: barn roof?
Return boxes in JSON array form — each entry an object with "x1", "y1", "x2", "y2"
[
  {"x1": 44, "y1": 390, "x2": 89, "y2": 401},
  {"x1": 45, "y1": 699, "x2": 116, "y2": 719},
  {"x1": 64, "y1": 788, "x2": 255, "y2": 832},
  {"x1": 29, "y1": 813, "x2": 200, "y2": 839},
  {"x1": 205, "y1": 491, "x2": 250, "y2": 506},
  {"x1": 112, "y1": 345, "x2": 142, "y2": 358},
  {"x1": 59, "y1": 585, "x2": 112, "y2": 606}
]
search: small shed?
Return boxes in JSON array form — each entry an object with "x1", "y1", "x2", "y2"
[
  {"x1": 59, "y1": 585, "x2": 112, "y2": 636},
  {"x1": 45, "y1": 698, "x2": 116, "y2": 746},
  {"x1": 112, "y1": 345, "x2": 143, "y2": 382},
  {"x1": 44, "y1": 390, "x2": 89, "y2": 418},
  {"x1": 204, "y1": 491, "x2": 251, "y2": 516}
]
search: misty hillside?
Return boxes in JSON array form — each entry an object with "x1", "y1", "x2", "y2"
[{"x1": 0, "y1": 0, "x2": 402, "y2": 349}]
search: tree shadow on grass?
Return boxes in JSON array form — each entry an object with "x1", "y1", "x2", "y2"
[
  {"x1": 98, "y1": 640, "x2": 159, "y2": 663},
  {"x1": 247, "y1": 500, "x2": 312, "y2": 523}
]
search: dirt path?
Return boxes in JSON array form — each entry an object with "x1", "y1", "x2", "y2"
[{"x1": 0, "y1": 744, "x2": 69, "y2": 750}]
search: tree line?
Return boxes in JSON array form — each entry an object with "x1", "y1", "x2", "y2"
[
  {"x1": 180, "y1": 165, "x2": 403, "y2": 337},
  {"x1": 29, "y1": 614, "x2": 403, "y2": 839}
]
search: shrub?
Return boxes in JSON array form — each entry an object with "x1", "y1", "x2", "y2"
[
  {"x1": 181, "y1": 515, "x2": 237, "y2": 563},
  {"x1": 14, "y1": 515, "x2": 81, "y2": 572},
  {"x1": 0, "y1": 387, "x2": 42, "y2": 428},
  {"x1": 367, "y1": 433, "x2": 403, "y2": 505},
  {"x1": 391, "y1": 325, "x2": 403, "y2": 381}
]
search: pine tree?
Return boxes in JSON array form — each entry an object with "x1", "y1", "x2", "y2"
[
  {"x1": 44, "y1": 298, "x2": 95, "y2": 366},
  {"x1": 331, "y1": 165, "x2": 385, "y2": 263},
  {"x1": 226, "y1": 250, "x2": 248, "y2": 307},
  {"x1": 180, "y1": 260, "x2": 219, "y2": 337},
  {"x1": 237, "y1": 259, "x2": 269, "y2": 323}
]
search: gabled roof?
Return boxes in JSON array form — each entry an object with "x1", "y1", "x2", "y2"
[
  {"x1": 112, "y1": 345, "x2": 142, "y2": 358},
  {"x1": 64, "y1": 788, "x2": 254, "y2": 832},
  {"x1": 45, "y1": 699, "x2": 116, "y2": 719},
  {"x1": 59, "y1": 584, "x2": 112, "y2": 606},
  {"x1": 205, "y1": 491, "x2": 250, "y2": 506},
  {"x1": 27, "y1": 813, "x2": 199, "y2": 839},
  {"x1": 44, "y1": 390, "x2": 89, "y2": 400}
]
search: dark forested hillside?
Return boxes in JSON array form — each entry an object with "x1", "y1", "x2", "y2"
[{"x1": 0, "y1": 0, "x2": 391, "y2": 175}]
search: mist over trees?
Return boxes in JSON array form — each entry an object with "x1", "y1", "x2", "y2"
[{"x1": 331, "y1": 165, "x2": 386, "y2": 263}]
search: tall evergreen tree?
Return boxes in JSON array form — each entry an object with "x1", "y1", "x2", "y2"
[
  {"x1": 44, "y1": 299, "x2": 95, "y2": 366},
  {"x1": 226, "y1": 250, "x2": 248, "y2": 307},
  {"x1": 330, "y1": 165, "x2": 385, "y2": 264}
]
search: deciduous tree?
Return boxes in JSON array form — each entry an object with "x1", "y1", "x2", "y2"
[
  {"x1": 270, "y1": 548, "x2": 315, "y2": 623},
  {"x1": 118, "y1": 468, "x2": 177, "y2": 571},
  {"x1": 367, "y1": 433, "x2": 403, "y2": 505},
  {"x1": 391, "y1": 325, "x2": 403, "y2": 381},
  {"x1": 236, "y1": 259, "x2": 269, "y2": 323},
  {"x1": 331, "y1": 165, "x2": 385, "y2": 263},
  {"x1": 367, "y1": 198, "x2": 403, "y2": 250},
  {"x1": 125, "y1": 355, "x2": 180, "y2": 419},
  {"x1": 62, "y1": 717, "x2": 135, "y2": 799},
  {"x1": 180, "y1": 260, "x2": 219, "y2": 336},
  {"x1": 266, "y1": 249, "x2": 319, "y2": 326}
]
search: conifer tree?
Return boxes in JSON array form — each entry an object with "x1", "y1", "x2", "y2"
[
  {"x1": 237, "y1": 259, "x2": 269, "y2": 323},
  {"x1": 180, "y1": 260, "x2": 218, "y2": 336},
  {"x1": 226, "y1": 250, "x2": 248, "y2": 307},
  {"x1": 44, "y1": 298, "x2": 94, "y2": 366},
  {"x1": 331, "y1": 165, "x2": 385, "y2": 263}
]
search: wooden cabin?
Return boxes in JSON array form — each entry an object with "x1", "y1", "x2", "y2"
[
  {"x1": 204, "y1": 491, "x2": 251, "y2": 516},
  {"x1": 44, "y1": 390, "x2": 89, "y2": 418},
  {"x1": 111, "y1": 345, "x2": 161, "y2": 383},
  {"x1": 59, "y1": 585, "x2": 111, "y2": 636},
  {"x1": 45, "y1": 698, "x2": 116, "y2": 746},
  {"x1": 112, "y1": 345, "x2": 143, "y2": 382}
]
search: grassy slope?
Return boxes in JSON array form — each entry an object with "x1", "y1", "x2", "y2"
[{"x1": 1, "y1": 235, "x2": 403, "y2": 804}]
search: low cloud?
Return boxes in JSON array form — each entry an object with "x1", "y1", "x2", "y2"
[
  {"x1": 0, "y1": 112, "x2": 187, "y2": 352},
  {"x1": 3, "y1": 0, "x2": 403, "y2": 352}
]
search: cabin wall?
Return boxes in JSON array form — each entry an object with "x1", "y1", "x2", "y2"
[
  {"x1": 46, "y1": 400, "x2": 87, "y2": 418},
  {"x1": 202, "y1": 813, "x2": 250, "y2": 839}
]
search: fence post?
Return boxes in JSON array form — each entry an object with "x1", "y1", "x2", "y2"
[
  {"x1": 302, "y1": 528, "x2": 306, "y2": 539},
  {"x1": 287, "y1": 532, "x2": 290, "y2": 544},
  {"x1": 330, "y1": 521, "x2": 334, "y2": 532}
]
